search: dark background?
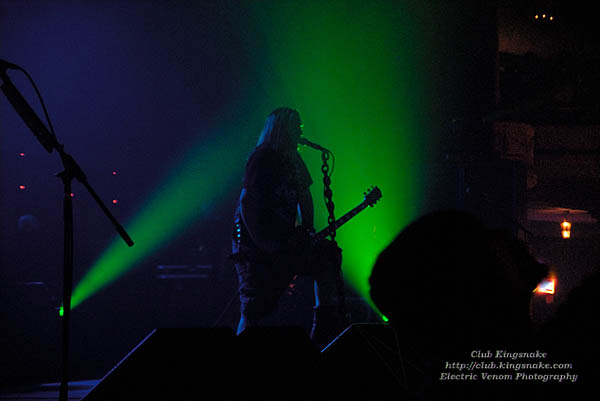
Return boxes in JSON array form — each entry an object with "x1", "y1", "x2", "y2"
[{"x1": 2, "y1": 0, "x2": 598, "y2": 387}]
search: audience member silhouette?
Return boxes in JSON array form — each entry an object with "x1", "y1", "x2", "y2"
[
  {"x1": 537, "y1": 265, "x2": 600, "y2": 400},
  {"x1": 369, "y1": 210, "x2": 548, "y2": 400}
]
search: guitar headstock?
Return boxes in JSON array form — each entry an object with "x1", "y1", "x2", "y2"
[{"x1": 363, "y1": 186, "x2": 382, "y2": 207}]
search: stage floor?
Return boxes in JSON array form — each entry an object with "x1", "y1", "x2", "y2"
[{"x1": 0, "y1": 380, "x2": 99, "y2": 401}]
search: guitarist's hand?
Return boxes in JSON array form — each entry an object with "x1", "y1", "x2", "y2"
[
  {"x1": 284, "y1": 228, "x2": 342, "y2": 276},
  {"x1": 311, "y1": 238, "x2": 342, "y2": 275},
  {"x1": 289, "y1": 225, "x2": 314, "y2": 250}
]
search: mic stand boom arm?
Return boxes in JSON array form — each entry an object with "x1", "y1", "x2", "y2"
[{"x1": 1, "y1": 66, "x2": 133, "y2": 401}]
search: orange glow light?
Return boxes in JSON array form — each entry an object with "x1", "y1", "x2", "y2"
[
  {"x1": 561, "y1": 220, "x2": 571, "y2": 239},
  {"x1": 535, "y1": 277, "x2": 556, "y2": 295}
]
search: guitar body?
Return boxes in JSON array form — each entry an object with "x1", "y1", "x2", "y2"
[
  {"x1": 287, "y1": 186, "x2": 382, "y2": 275},
  {"x1": 231, "y1": 186, "x2": 382, "y2": 275}
]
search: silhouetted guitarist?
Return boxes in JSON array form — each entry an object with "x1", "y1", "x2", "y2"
[{"x1": 231, "y1": 107, "x2": 342, "y2": 346}]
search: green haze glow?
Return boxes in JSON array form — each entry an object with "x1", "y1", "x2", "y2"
[
  {"x1": 249, "y1": 0, "x2": 431, "y2": 311},
  {"x1": 71, "y1": 1, "x2": 432, "y2": 314}
]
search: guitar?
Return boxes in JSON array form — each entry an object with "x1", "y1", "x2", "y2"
[
  {"x1": 285, "y1": 185, "x2": 382, "y2": 292},
  {"x1": 231, "y1": 186, "x2": 382, "y2": 263},
  {"x1": 313, "y1": 185, "x2": 382, "y2": 241}
]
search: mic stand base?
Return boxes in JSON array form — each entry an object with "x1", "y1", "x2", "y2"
[{"x1": 56, "y1": 168, "x2": 74, "y2": 401}]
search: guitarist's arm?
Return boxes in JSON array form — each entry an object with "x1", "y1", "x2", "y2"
[{"x1": 298, "y1": 188, "x2": 314, "y2": 233}]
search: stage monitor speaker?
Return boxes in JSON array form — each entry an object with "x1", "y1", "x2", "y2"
[
  {"x1": 320, "y1": 323, "x2": 410, "y2": 400},
  {"x1": 82, "y1": 327, "x2": 236, "y2": 401},
  {"x1": 236, "y1": 326, "x2": 320, "y2": 400}
]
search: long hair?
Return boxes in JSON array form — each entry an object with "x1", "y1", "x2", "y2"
[{"x1": 256, "y1": 107, "x2": 301, "y2": 152}]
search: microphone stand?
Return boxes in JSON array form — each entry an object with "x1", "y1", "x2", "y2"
[{"x1": 1, "y1": 67, "x2": 134, "y2": 401}]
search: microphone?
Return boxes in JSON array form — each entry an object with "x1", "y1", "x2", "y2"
[
  {"x1": 299, "y1": 137, "x2": 330, "y2": 152},
  {"x1": 0, "y1": 59, "x2": 20, "y2": 73}
]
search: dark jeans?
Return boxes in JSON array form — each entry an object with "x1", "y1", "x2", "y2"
[
  {"x1": 235, "y1": 260, "x2": 295, "y2": 326},
  {"x1": 235, "y1": 252, "x2": 342, "y2": 336}
]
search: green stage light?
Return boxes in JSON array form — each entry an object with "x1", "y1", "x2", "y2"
[
  {"x1": 70, "y1": 133, "x2": 246, "y2": 310},
  {"x1": 248, "y1": 0, "x2": 432, "y2": 312}
]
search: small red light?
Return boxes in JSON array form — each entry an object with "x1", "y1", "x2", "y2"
[
  {"x1": 70, "y1": 193, "x2": 75, "y2": 198},
  {"x1": 112, "y1": 171, "x2": 117, "y2": 176},
  {"x1": 112, "y1": 199, "x2": 118, "y2": 204},
  {"x1": 19, "y1": 152, "x2": 26, "y2": 157},
  {"x1": 19, "y1": 185, "x2": 26, "y2": 190}
]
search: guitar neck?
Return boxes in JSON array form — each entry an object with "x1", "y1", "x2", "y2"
[{"x1": 315, "y1": 201, "x2": 369, "y2": 241}]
